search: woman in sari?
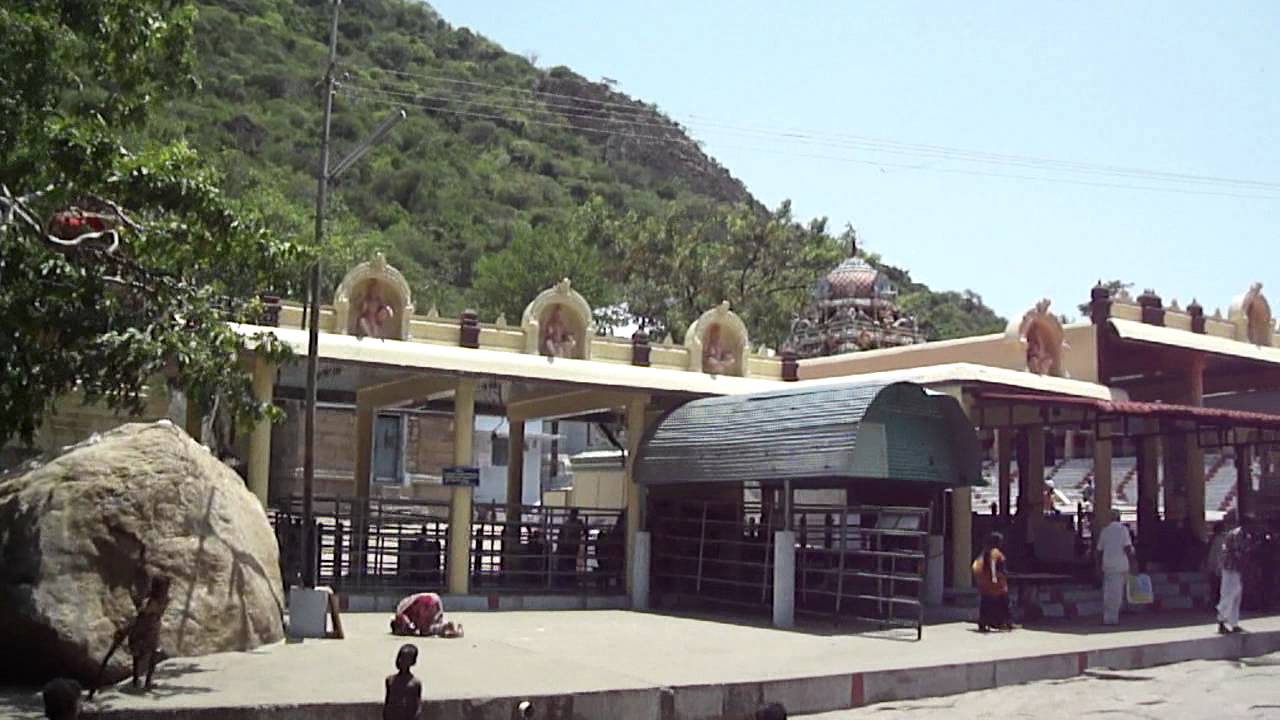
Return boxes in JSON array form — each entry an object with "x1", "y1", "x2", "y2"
[{"x1": 973, "y1": 532, "x2": 1011, "y2": 632}]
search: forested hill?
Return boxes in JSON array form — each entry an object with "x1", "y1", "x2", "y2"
[{"x1": 146, "y1": 0, "x2": 1005, "y2": 343}]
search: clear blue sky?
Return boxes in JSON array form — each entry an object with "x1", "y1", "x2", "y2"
[{"x1": 428, "y1": 1, "x2": 1279, "y2": 322}]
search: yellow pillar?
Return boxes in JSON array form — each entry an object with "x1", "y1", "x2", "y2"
[
  {"x1": 950, "y1": 487, "x2": 973, "y2": 590},
  {"x1": 1025, "y1": 425, "x2": 1046, "y2": 542},
  {"x1": 624, "y1": 395, "x2": 649, "y2": 597},
  {"x1": 245, "y1": 355, "x2": 276, "y2": 506},
  {"x1": 1092, "y1": 427, "x2": 1113, "y2": 535},
  {"x1": 996, "y1": 429, "x2": 1013, "y2": 520},
  {"x1": 448, "y1": 379, "x2": 476, "y2": 595}
]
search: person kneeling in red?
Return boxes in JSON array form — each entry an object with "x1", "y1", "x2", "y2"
[{"x1": 390, "y1": 592, "x2": 464, "y2": 638}]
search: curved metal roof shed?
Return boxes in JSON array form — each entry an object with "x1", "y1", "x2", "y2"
[{"x1": 636, "y1": 380, "x2": 984, "y2": 488}]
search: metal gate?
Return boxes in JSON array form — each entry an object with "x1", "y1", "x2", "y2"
[
  {"x1": 650, "y1": 499, "x2": 776, "y2": 612},
  {"x1": 270, "y1": 495, "x2": 451, "y2": 594},
  {"x1": 793, "y1": 504, "x2": 931, "y2": 639},
  {"x1": 650, "y1": 498, "x2": 931, "y2": 638},
  {"x1": 470, "y1": 502, "x2": 625, "y2": 593}
]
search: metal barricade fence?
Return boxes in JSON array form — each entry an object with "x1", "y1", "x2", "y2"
[
  {"x1": 269, "y1": 495, "x2": 450, "y2": 594},
  {"x1": 650, "y1": 500, "x2": 776, "y2": 611},
  {"x1": 649, "y1": 498, "x2": 931, "y2": 638},
  {"x1": 793, "y1": 503, "x2": 931, "y2": 639},
  {"x1": 470, "y1": 503, "x2": 625, "y2": 594}
]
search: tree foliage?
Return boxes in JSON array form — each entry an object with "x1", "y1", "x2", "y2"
[
  {"x1": 0, "y1": 0, "x2": 298, "y2": 447},
  {"x1": 614, "y1": 200, "x2": 845, "y2": 348}
]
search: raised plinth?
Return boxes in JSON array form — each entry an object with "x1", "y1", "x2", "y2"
[{"x1": 7, "y1": 611, "x2": 1279, "y2": 720}]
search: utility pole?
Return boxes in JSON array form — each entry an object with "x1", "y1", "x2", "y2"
[
  {"x1": 303, "y1": 0, "x2": 342, "y2": 589},
  {"x1": 301, "y1": 0, "x2": 403, "y2": 591}
]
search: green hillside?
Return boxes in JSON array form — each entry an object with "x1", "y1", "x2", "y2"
[{"x1": 147, "y1": 0, "x2": 1005, "y2": 343}]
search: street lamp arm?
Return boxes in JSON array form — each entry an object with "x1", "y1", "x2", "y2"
[{"x1": 327, "y1": 108, "x2": 407, "y2": 181}]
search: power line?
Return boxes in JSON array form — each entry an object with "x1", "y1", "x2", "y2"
[
  {"x1": 343, "y1": 63, "x2": 1280, "y2": 193},
  {"x1": 340, "y1": 83, "x2": 1280, "y2": 199},
  {"x1": 338, "y1": 88, "x2": 1280, "y2": 201}
]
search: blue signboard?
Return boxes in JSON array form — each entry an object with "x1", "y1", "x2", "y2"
[{"x1": 443, "y1": 465, "x2": 481, "y2": 487}]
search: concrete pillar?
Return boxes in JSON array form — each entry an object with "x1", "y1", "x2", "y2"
[
  {"x1": 350, "y1": 401, "x2": 375, "y2": 577},
  {"x1": 624, "y1": 395, "x2": 649, "y2": 598},
  {"x1": 353, "y1": 403, "x2": 375, "y2": 502},
  {"x1": 772, "y1": 530, "x2": 796, "y2": 628},
  {"x1": 1064, "y1": 430, "x2": 1076, "y2": 460},
  {"x1": 1137, "y1": 436, "x2": 1160, "y2": 544},
  {"x1": 949, "y1": 487, "x2": 973, "y2": 589},
  {"x1": 1235, "y1": 444, "x2": 1253, "y2": 521},
  {"x1": 631, "y1": 530, "x2": 651, "y2": 610},
  {"x1": 245, "y1": 356, "x2": 275, "y2": 506},
  {"x1": 996, "y1": 429, "x2": 1013, "y2": 520},
  {"x1": 1185, "y1": 356, "x2": 1207, "y2": 540},
  {"x1": 447, "y1": 380, "x2": 476, "y2": 595},
  {"x1": 1162, "y1": 424, "x2": 1188, "y2": 524},
  {"x1": 1092, "y1": 428, "x2": 1113, "y2": 535},
  {"x1": 505, "y1": 420, "x2": 525, "y2": 512},
  {"x1": 1025, "y1": 425, "x2": 1046, "y2": 542}
]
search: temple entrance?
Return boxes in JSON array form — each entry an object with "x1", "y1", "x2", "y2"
[
  {"x1": 649, "y1": 491, "x2": 934, "y2": 637},
  {"x1": 636, "y1": 380, "x2": 982, "y2": 634}
]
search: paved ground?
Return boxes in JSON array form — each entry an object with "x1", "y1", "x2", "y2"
[
  {"x1": 807, "y1": 651, "x2": 1280, "y2": 719},
  {"x1": 2, "y1": 609, "x2": 1278, "y2": 718}
]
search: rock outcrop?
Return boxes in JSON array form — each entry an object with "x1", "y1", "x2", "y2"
[{"x1": 0, "y1": 421, "x2": 285, "y2": 684}]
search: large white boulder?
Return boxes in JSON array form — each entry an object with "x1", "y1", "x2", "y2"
[{"x1": 0, "y1": 421, "x2": 285, "y2": 684}]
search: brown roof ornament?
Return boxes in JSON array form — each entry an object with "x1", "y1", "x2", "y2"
[{"x1": 1187, "y1": 299, "x2": 1205, "y2": 334}]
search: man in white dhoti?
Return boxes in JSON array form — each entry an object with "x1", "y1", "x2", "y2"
[
  {"x1": 1216, "y1": 511, "x2": 1247, "y2": 634},
  {"x1": 1096, "y1": 509, "x2": 1135, "y2": 625}
]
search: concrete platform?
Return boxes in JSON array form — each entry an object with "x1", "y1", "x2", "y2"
[{"x1": 4, "y1": 610, "x2": 1279, "y2": 720}]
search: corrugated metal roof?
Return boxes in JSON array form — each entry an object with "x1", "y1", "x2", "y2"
[{"x1": 636, "y1": 380, "x2": 982, "y2": 487}]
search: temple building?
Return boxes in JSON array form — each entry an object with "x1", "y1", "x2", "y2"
[
  {"x1": 8, "y1": 252, "x2": 1280, "y2": 633},
  {"x1": 786, "y1": 237, "x2": 925, "y2": 358}
]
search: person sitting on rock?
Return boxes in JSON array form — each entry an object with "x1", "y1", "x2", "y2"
[
  {"x1": 42, "y1": 678, "x2": 82, "y2": 720},
  {"x1": 390, "y1": 592, "x2": 464, "y2": 638},
  {"x1": 383, "y1": 644, "x2": 422, "y2": 720}
]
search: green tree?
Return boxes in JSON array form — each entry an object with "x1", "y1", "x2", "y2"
[
  {"x1": 1078, "y1": 279, "x2": 1132, "y2": 317},
  {"x1": 470, "y1": 198, "x2": 622, "y2": 329},
  {"x1": 614, "y1": 200, "x2": 844, "y2": 348},
  {"x1": 0, "y1": 0, "x2": 298, "y2": 447}
]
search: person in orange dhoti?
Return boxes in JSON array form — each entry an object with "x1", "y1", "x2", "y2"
[{"x1": 973, "y1": 532, "x2": 1011, "y2": 632}]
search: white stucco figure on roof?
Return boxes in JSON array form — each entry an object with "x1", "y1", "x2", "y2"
[
  {"x1": 1229, "y1": 282, "x2": 1273, "y2": 346},
  {"x1": 334, "y1": 253, "x2": 414, "y2": 340},
  {"x1": 1007, "y1": 298, "x2": 1068, "y2": 377},
  {"x1": 685, "y1": 301, "x2": 749, "y2": 376},
  {"x1": 522, "y1": 278, "x2": 593, "y2": 359}
]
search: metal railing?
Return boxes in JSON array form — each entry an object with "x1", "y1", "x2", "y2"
[
  {"x1": 270, "y1": 495, "x2": 451, "y2": 594},
  {"x1": 650, "y1": 499, "x2": 931, "y2": 639},
  {"x1": 793, "y1": 504, "x2": 931, "y2": 639},
  {"x1": 650, "y1": 500, "x2": 776, "y2": 611},
  {"x1": 470, "y1": 502, "x2": 625, "y2": 594}
]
